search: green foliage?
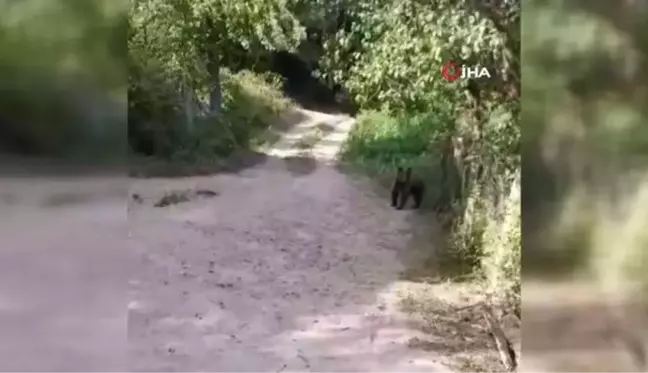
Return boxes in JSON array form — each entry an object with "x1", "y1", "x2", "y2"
[
  {"x1": 0, "y1": 0, "x2": 126, "y2": 158},
  {"x1": 210, "y1": 69, "x2": 293, "y2": 152},
  {"x1": 477, "y1": 172, "x2": 521, "y2": 309},
  {"x1": 130, "y1": 69, "x2": 291, "y2": 162},
  {"x1": 128, "y1": 0, "x2": 304, "y2": 161},
  {"x1": 312, "y1": 0, "x2": 518, "y2": 113},
  {"x1": 341, "y1": 110, "x2": 449, "y2": 171},
  {"x1": 129, "y1": 0, "x2": 304, "y2": 85}
]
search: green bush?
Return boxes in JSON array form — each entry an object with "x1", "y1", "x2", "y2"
[
  {"x1": 341, "y1": 110, "x2": 450, "y2": 172},
  {"x1": 128, "y1": 68, "x2": 293, "y2": 162}
]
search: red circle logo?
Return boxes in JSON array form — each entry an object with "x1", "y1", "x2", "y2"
[{"x1": 441, "y1": 61, "x2": 461, "y2": 82}]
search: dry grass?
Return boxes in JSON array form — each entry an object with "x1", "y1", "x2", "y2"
[{"x1": 398, "y1": 281, "x2": 518, "y2": 372}]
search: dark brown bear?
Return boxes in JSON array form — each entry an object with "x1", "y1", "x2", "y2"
[{"x1": 391, "y1": 167, "x2": 425, "y2": 209}]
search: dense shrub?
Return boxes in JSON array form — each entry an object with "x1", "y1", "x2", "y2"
[
  {"x1": 341, "y1": 110, "x2": 450, "y2": 171},
  {"x1": 129, "y1": 68, "x2": 292, "y2": 162},
  {"x1": 127, "y1": 0, "x2": 303, "y2": 162}
]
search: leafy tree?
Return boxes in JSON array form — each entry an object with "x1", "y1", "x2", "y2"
[{"x1": 128, "y1": 0, "x2": 304, "y2": 156}]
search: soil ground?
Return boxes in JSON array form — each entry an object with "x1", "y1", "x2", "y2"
[
  {"x1": 0, "y1": 108, "x2": 513, "y2": 371},
  {"x1": 127, "y1": 108, "x2": 504, "y2": 371}
]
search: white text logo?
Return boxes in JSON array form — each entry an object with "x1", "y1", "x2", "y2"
[{"x1": 441, "y1": 61, "x2": 492, "y2": 81}]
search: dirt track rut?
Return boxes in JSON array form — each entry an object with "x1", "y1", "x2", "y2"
[{"x1": 128, "y1": 109, "x2": 449, "y2": 372}]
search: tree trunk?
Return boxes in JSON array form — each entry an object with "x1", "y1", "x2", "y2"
[
  {"x1": 209, "y1": 69, "x2": 221, "y2": 117},
  {"x1": 181, "y1": 82, "x2": 195, "y2": 134}
]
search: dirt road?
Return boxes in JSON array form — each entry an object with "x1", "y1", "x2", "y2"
[{"x1": 128, "y1": 109, "x2": 451, "y2": 371}]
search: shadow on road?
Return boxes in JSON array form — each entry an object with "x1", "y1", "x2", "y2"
[{"x1": 283, "y1": 155, "x2": 318, "y2": 177}]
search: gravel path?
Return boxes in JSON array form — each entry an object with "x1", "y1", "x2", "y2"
[{"x1": 128, "y1": 109, "x2": 450, "y2": 372}]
